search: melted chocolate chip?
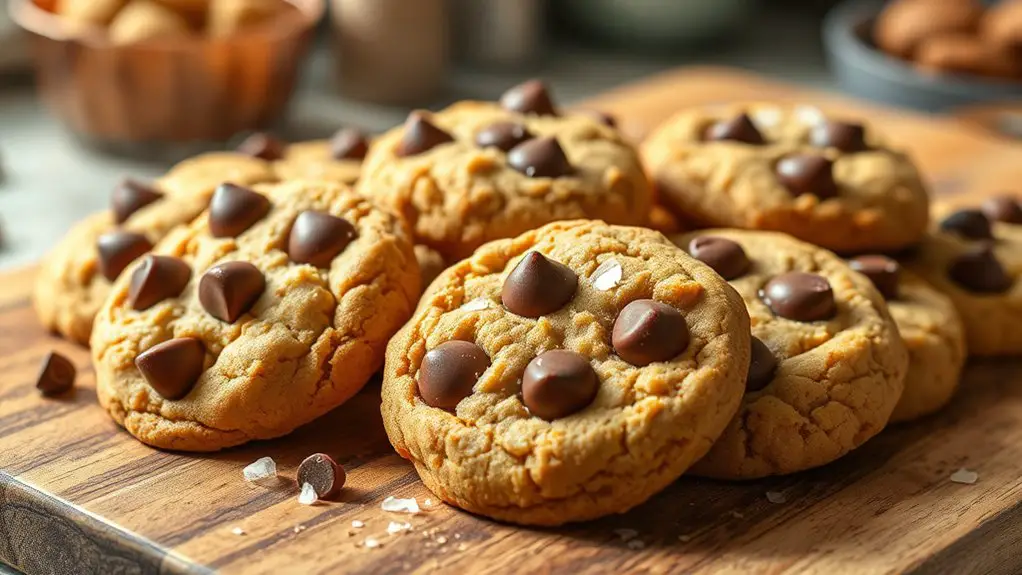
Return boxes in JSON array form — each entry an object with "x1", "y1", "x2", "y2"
[
  {"x1": 236, "y1": 132, "x2": 286, "y2": 161},
  {"x1": 688, "y1": 236, "x2": 751, "y2": 280},
  {"x1": 507, "y1": 137, "x2": 572, "y2": 178},
  {"x1": 287, "y1": 211, "x2": 357, "y2": 267},
  {"x1": 521, "y1": 350, "x2": 598, "y2": 420},
  {"x1": 475, "y1": 122, "x2": 533, "y2": 152},
  {"x1": 128, "y1": 255, "x2": 192, "y2": 311},
  {"x1": 297, "y1": 453, "x2": 345, "y2": 499},
  {"x1": 208, "y1": 183, "x2": 271, "y2": 238},
  {"x1": 500, "y1": 80, "x2": 558, "y2": 116},
  {"x1": 397, "y1": 112, "x2": 454, "y2": 157},
  {"x1": 940, "y1": 209, "x2": 993, "y2": 240},
  {"x1": 112, "y1": 179, "x2": 163, "y2": 224},
  {"x1": 704, "y1": 114, "x2": 765, "y2": 144},
  {"x1": 849, "y1": 255, "x2": 900, "y2": 300},
  {"x1": 97, "y1": 232, "x2": 153, "y2": 281},
  {"x1": 981, "y1": 195, "x2": 1022, "y2": 224},
  {"x1": 330, "y1": 128, "x2": 370, "y2": 161},
  {"x1": 746, "y1": 336, "x2": 777, "y2": 392},
  {"x1": 947, "y1": 245, "x2": 1013, "y2": 293},
  {"x1": 198, "y1": 261, "x2": 266, "y2": 323},
  {"x1": 776, "y1": 155, "x2": 839, "y2": 199},
  {"x1": 501, "y1": 252, "x2": 577, "y2": 318},
  {"x1": 135, "y1": 337, "x2": 205, "y2": 400},
  {"x1": 417, "y1": 341, "x2": 490, "y2": 409},
  {"x1": 612, "y1": 300, "x2": 689, "y2": 366},
  {"x1": 809, "y1": 121, "x2": 868, "y2": 153},
  {"x1": 760, "y1": 272, "x2": 837, "y2": 322},
  {"x1": 35, "y1": 351, "x2": 76, "y2": 396}
]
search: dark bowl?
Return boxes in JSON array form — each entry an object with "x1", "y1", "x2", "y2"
[{"x1": 823, "y1": 0, "x2": 1022, "y2": 112}]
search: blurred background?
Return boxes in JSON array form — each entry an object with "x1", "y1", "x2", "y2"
[{"x1": 0, "y1": 0, "x2": 1019, "y2": 270}]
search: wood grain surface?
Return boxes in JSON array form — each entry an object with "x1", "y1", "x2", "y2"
[{"x1": 3, "y1": 67, "x2": 1022, "y2": 575}]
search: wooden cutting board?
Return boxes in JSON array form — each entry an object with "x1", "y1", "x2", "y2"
[{"x1": 3, "y1": 67, "x2": 1022, "y2": 575}]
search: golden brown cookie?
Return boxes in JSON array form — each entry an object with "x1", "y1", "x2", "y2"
[
  {"x1": 109, "y1": 0, "x2": 192, "y2": 44},
  {"x1": 848, "y1": 256, "x2": 965, "y2": 423},
  {"x1": 382, "y1": 220, "x2": 750, "y2": 525},
  {"x1": 643, "y1": 104, "x2": 930, "y2": 254},
  {"x1": 915, "y1": 34, "x2": 1021, "y2": 78},
  {"x1": 273, "y1": 128, "x2": 369, "y2": 185},
  {"x1": 92, "y1": 180, "x2": 420, "y2": 451},
  {"x1": 874, "y1": 0, "x2": 983, "y2": 59},
  {"x1": 33, "y1": 153, "x2": 276, "y2": 345},
  {"x1": 358, "y1": 81, "x2": 653, "y2": 261},
  {"x1": 676, "y1": 230, "x2": 907, "y2": 479},
  {"x1": 905, "y1": 205, "x2": 1022, "y2": 356}
]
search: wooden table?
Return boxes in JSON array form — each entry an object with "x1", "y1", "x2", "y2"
[{"x1": 3, "y1": 67, "x2": 1022, "y2": 575}]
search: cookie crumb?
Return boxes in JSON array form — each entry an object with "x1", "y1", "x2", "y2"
[
  {"x1": 382, "y1": 496, "x2": 421, "y2": 514},
  {"x1": 293, "y1": 525, "x2": 306, "y2": 534},
  {"x1": 352, "y1": 520, "x2": 365, "y2": 528},
  {"x1": 231, "y1": 527, "x2": 245, "y2": 536},
  {"x1": 298, "y1": 482, "x2": 317, "y2": 505},
  {"x1": 626, "y1": 539, "x2": 645, "y2": 550},
  {"x1": 364, "y1": 537, "x2": 382, "y2": 549},
  {"x1": 613, "y1": 528, "x2": 638, "y2": 541},
  {"x1": 951, "y1": 468, "x2": 979, "y2": 484},
  {"x1": 591, "y1": 259, "x2": 623, "y2": 291},
  {"x1": 387, "y1": 521, "x2": 413, "y2": 535},
  {"x1": 678, "y1": 535, "x2": 691, "y2": 543},
  {"x1": 766, "y1": 491, "x2": 787, "y2": 504},
  {"x1": 242, "y1": 457, "x2": 277, "y2": 482}
]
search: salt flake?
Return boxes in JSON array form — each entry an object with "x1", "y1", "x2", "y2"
[
  {"x1": 231, "y1": 527, "x2": 245, "y2": 536},
  {"x1": 293, "y1": 525, "x2": 306, "y2": 534},
  {"x1": 364, "y1": 537, "x2": 381, "y2": 549},
  {"x1": 460, "y1": 298, "x2": 492, "y2": 312},
  {"x1": 387, "y1": 521, "x2": 412, "y2": 534},
  {"x1": 298, "y1": 482, "x2": 317, "y2": 505},
  {"x1": 382, "y1": 496, "x2": 421, "y2": 514},
  {"x1": 766, "y1": 491, "x2": 787, "y2": 504},
  {"x1": 613, "y1": 528, "x2": 638, "y2": 541},
  {"x1": 436, "y1": 535, "x2": 448, "y2": 545},
  {"x1": 627, "y1": 539, "x2": 645, "y2": 550},
  {"x1": 951, "y1": 468, "x2": 979, "y2": 484},
  {"x1": 591, "y1": 259, "x2": 622, "y2": 291},
  {"x1": 352, "y1": 520, "x2": 365, "y2": 528},
  {"x1": 242, "y1": 457, "x2": 277, "y2": 482}
]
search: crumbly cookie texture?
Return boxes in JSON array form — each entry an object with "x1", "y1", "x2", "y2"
[
  {"x1": 904, "y1": 208, "x2": 1022, "y2": 356},
  {"x1": 675, "y1": 229, "x2": 907, "y2": 479},
  {"x1": 358, "y1": 98, "x2": 652, "y2": 261},
  {"x1": 382, "y1": 220, "x2": 750, "y2": 525},
  {"x1": 273, "y1": 138, "x2": 364, "y2": 185},
  {"x1": 92, "y1": 180, "x2": 420, "y2": 451},
  {"x1": 643, "y1": 104, "x2": 930, "y2": 254},
  {"x1": 33, "y1": 153, "x2": 276, "y2": 345}
]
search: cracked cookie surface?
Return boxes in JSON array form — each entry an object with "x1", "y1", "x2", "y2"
[
  {"x1": 91, "y1": 180, "x2": 420, "y2": 451},
  {"x1": 382, "y1": 220, "x2": 750, "y2": 525},
  {"x1": 644, "y1": 104, "x2": 930, "y2": 253},
  {"x1": 676, "y1": 229, "x2": 907, "y2": 479}
]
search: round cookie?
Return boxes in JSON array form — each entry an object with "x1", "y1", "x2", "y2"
[
  {"x1": 273, "y1": 128, "x2": 370, "y2": 185},
  {"x1": 904, "y1": 206, "x2": 1022, "y2": 356},
  {"x1": 382, "y1": 220, "x2": 751, "y2": 525},
  {"x1": 33, "y1": 153, "x2": 276, "y2": 344},
  {"x1": 675, "y1": 229, "x2": 907, "y2": 479},
  {"x1": 358, "y1": 81, "x2": 652, "y2": 261},
  {"x1": 643, "y1": 104, "x2": 930, "y2": 254},
  {"x1": 849, "y1": 255, "x2": 966, "y2": 423},
  {"x1": 91, "y1": 180, "x2": 420, "y2": 451}
]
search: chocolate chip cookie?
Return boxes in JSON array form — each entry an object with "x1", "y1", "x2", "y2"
[
  {"x1": 272, "y1": 128, "x2": 370, "y2": 185},
  {"x1": 34, "y1": 153, "x2": 276, "y2": 344},
  {"x1": 675, "y1": 230, "x2": 907, "y2": 479},
  {"x1": 358, "y1": 81, "x2": 653, "y2": 261},
  {"x1": 91, "y1": 180, "x2": 420, "y2": 451},
  {"x1": 643, "y1": 104, "x2": 931, "y2": 254},
  {"x1": 905, "y1": 205, "x2": 1022, "y2": 356},
  {"x1": 381, "y1": 220, "x2": 751, "y2": 525}
]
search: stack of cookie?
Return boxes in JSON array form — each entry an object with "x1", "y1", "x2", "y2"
[{"x1": 32, "y1": 83, "x2": 1021, "y2": 527}]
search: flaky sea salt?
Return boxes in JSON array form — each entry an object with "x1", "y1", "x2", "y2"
[
  {"x1": 613, "y1": 528, "x2": 638, "y2": 541},
  {"x1": 231, "y1": 527, "x2": 245, "y2": 536},
  {"x1": 951, "y1": 468, "x2": 979, "y2": 484},
  {"x1": 591, "y1": 259, "x2": 622, "y2": 291},
  {"x1": 298, "y1": 483, "x2": 317, "y2": 505},
  {"x1": 293, "y1": 525, "x2": 306, "y2": 534},
  {"x1": 627, "y1": 539, "x2": 645, "y2": 550},
  {"x1": 364, "y1": 537, "x2": 381, "y2": 549},
  {"x1": 460, "y1": 298, "x2": 493, "y2": 312},
  {"x1": 766, "y1": 491, "x2": 787, "y2": 504},
  {"x1": 435, "y1": 535, "x2": 448, "y2": 545},
  {"x1": 382, "y1": 496, "x2": 421, "y2": 514},
  {"x1": 242, "y1": 457, "x2": 277, "y2": 482},
  {"x1": 352, "y1": 520, "x2": 365, "y2": 528},
  {"x1": 387, "y1": 521, "x2": 412, "y2": 535}
]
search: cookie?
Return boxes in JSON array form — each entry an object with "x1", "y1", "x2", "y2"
[
  {"x1": 984, "y1": 0, "x2": 1022, "y2": 52},
  {"x1": 109, "y1": 0, "x2": 192, "y2": 44},
  {"x1": 33, "y1": 153, "x2": 276, "y2": 344},
  {"x1": 874, "y1": 0, "x2": 983, "y2": 59},
  {"x1": 56, "y1": 0, "x2": 128, "y2": 26},
  {"x1": 643, "y1": 104, "x2": 930, "y2": 254},
  {"x1": 675, "y1": 230, "x2": 907, "y2": 479},
  {"x1": 358, "y1": 81, "x2": 653, "y2": 261},
  {"x1": 915, "y1": 34, "x2": 1021, "y2": 78},
  {"x1": 273, "y1": 128, "x2": 369, "y2": 185},
  {"x1": 91, "y1": 180, "x2": 420, "y2": 451},
  {"x1": 849, "y1": 255, "x2": 965, "y2": 423},
  {"x1": 904, "y1": 207, "x2": 1022, "y2": 356},
  {"x1": 381, "y1": 220, "x2": 750, "y2": 525}
]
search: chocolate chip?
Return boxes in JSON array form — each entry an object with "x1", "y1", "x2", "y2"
[
  {"x1": 981, "y1": 195, "x2": 1022, "y2": 224},
  {"x1": 330, "y1": 128, "x2": 370, "y2": 161},
  {"x1": 760, "y1": 272, "x2": 836, "y2": 322},
  {"x1": 198, "y1": 261, "x2": 266, "y2": 323},
  {"x1": 507, "y1": 137, "x2": 572, "y2": 178},
  {"x1": 940, "y1": 209, "x2": 993, "y2": 240},
  {"x1": 809, "y1": 121, "x2": 868, "y2": 153},
  {"x1": 297, "y1": 453, "x2": 345, "y2": 500},
  {"x1": 112, "y1": 179, "x2": 163, "y2": 224},
  {"x1": 500, "y1": 79, "x2": 558, "y2": 116},
  {"x1": 704, "y1": 114, "x2": 765, "y2": 144},
  {"x1": 236, "y1": 132, "x2": 286, "y2": 161},
  {"x1": 522, "y1": 350, "x2": 598, "y2": 420},
  {"x1": 128, "y1": 255, "x2": 192, "y2": 310},
  {"x1": 97, "y1": 232, "x2": 153, "y2": 281},
  {"x1": 135, "y1": 337, "x2": 205, "y2": 400},
  {"x1": 208, "y1": 183, "x2": 271, "y2": 238},
  {"x1": 475, "y1": 122, "x2": 533, "y2": 152},
  {"x1": 948, "y1": 245, "x2": 1012, "y2": 293},
  {"x1": 688, "y1": 236, "x2": 750, "y2": 280},
  {"x1": 612, "y1": 300, "x2": 689, "y2": 366},
  {"x1": 776, "y1": 155, "x2": 839, "y2": 199},
  {"x1": 397, "y1": 112, "x2": 454, "y2": 157},
  {"x1": 746, "y1": 336, "x2": 776, "y2": 392},
  {"x1": 36, "y1": 351, "x2": 75, "y2": 396},
  {"x1": 501, "y1": 252, "x2": 577, "y2": 318},
  {"x1": 849, "y1": 255, "x2": 900, "y2": 300},
  {"x1": 288, "y1": 211, "x2": 357, "y2": 267},
  {"x1": 417, "y1": 340, "x2": 490, "y2": 409}
]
